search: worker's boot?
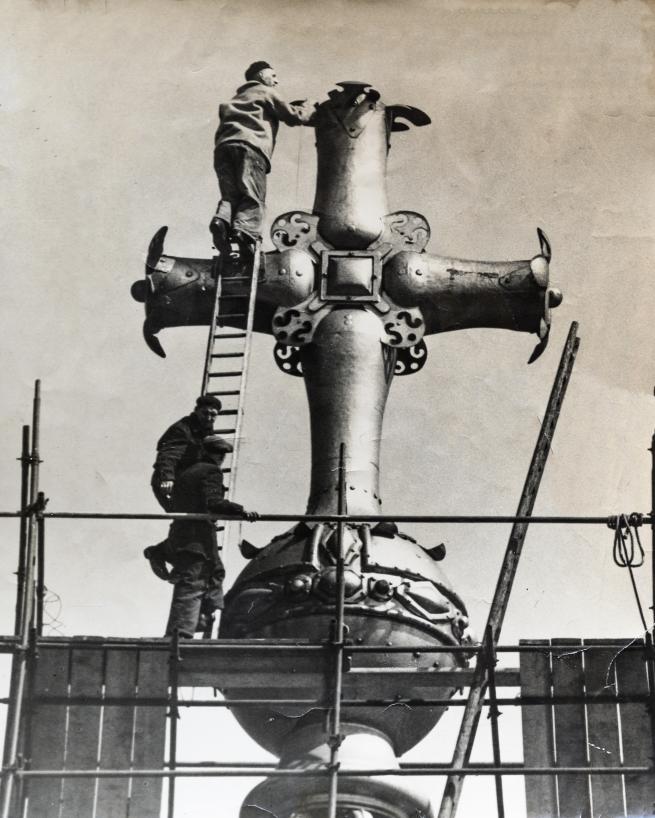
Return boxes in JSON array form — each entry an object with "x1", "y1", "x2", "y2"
[
  {"x1": 229, "y1": 230, "x2": 257, "y2": 267},
  {"x1": 209, "y1": 216, "x2": 230, "y2": 257},
  {"x1": 143, "y1": 545, "x2": 171, "y2": 581}
]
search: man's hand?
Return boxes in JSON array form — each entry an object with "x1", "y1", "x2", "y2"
[
  {"x1": 160, "y1": 480, "x2": 174, "y2": 497},
  {"x1": 243, "y1": 511, "x2": 259, "y2": 522}
]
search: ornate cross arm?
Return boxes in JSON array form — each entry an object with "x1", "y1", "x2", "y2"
[
  {"x1": 130, "y1": 226, "x2": 276, "y2": 358},
  {"x1": 383, "y1": 228, "x2": 562, "y2": 363}
]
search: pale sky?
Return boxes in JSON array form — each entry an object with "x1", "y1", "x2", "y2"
[{"x1": 1, "y1": 1, "x2": 654, "y2": 815}]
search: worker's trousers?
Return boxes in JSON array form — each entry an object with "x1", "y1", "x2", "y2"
[
  {"x1": 165, "y1": 552, "x2": 225, "y2": 638},
  {"x1": 213, "y1": 142, "x2": 267, "y2": 242}
]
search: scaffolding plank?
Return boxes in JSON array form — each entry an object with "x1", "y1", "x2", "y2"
[
  {"x1": 26, "y1": 646, "x2": 71, "y2": 818},
  {"x1": 615, "y1": 644, "x2": 655, "y2": 817},
  {"x1": 128, "y1": 649, "x2": 168, "y2": 818},
  {"x1": 552, "y1": 638, "x2": 591, "y2": 818},
  {"x1": 96, "y1": 648, "x2": 139, "y2": 818},
  {"x1": 583, "y1": 640, "x2": 624, "y2": 818},
  {"x1": 178, "y1": 648, "x2": 520, "y2": 689},
  {"x1": 519, "y1": 639, "x2": 557, "y2": 818},
  {"x1": 60, "y1": 647, "x2": 105, "y2": 818}
]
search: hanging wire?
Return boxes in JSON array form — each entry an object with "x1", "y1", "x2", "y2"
[
  {"x1": 609, "y1": 513, "x2": 648, "y2": 631},
  {"x1": 42, "y1": 587, "x2": 65, "y2": 635},
  {"x1": 294, "y1": 125, "x2": 303, "y2": 204}
]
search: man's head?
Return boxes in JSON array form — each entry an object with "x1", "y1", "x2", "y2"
[
  {"x1": 245, "y1": 61, "x2": 277, "y2": 87},
  {"x1": 193, "y1": 395, "x2": 222, "y2": 431}
]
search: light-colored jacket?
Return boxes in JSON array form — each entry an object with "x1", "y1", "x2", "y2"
[{"x1": 214, "y1": 81, "x2": 314, "y2": 171}]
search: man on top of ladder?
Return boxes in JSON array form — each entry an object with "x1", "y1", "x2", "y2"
[{"x1": 209, "y1": 61, "x2": 315, "y2": 264}]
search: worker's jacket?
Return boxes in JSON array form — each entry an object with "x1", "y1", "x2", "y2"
[
  {"x1": 152, "y1": 415, "x2": 232, "y2": 484},
  {"x1": 151, "y1": 414, "x2": 206, "y2": 486},
  {"x1": 168, "y1": 460, "x2": 245, "y2": 562},
  {"x1": 214, "y1": 81, "x2": 314, "y2": 172}
]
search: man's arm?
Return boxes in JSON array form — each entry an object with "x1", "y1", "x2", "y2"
[
  {"x1": 269, "y1": 92, "x2": 316, "y2": 127},
  {"x1": 152, "y1": 421, "x2": 191, "y2": 484},
  {"x1": 203, "y1": 469, "x2": 258, "y2": 520}
]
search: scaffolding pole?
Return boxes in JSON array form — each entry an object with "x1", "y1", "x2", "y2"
[
  {"x1": 167, "y1": 631, "x2": 180, "y2": 818},
  {"x1": 327, "y1": 443, "x2": 347, "y2": 818},
  {"x1": 36, "y1": 492, "x2": 46, "y2": 636},
  {"x1": 438, "y1": 323, "x2": 580, "y2": 818},
  {"x1": 13, "y1": 426, "x2": 31, "y2": 637},
  {"x1": 1, "y1": 380, "x2": 42, "y2": 818},
  {"x1": 651, "y1": 428, "x2": 655, "y2": 626},
  {"x1": 17, "y1": 511, "x2": 653, "y2": 525}
]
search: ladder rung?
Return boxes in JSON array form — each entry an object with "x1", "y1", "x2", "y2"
[
  {"x1": 214, "y1": 332, "x2": 247, "y2": 339},
  {"x1": 215, "y1": 526, "x2": 225, "y2": 532},
  {"x1": 218, "y1": 409, "x2": 238, "y2": 415},
  {"x1": 211, "y1": 352, "x2": 245, "y2": 359},
  {"x1": 208, "y1": 371, "x2": 242, "y2": 378},
  {"x1": 214, "y1": 428, "x2": 235, "y2": 435},
  {"x1": 208, "y1": 390, "x2": 241, "y2": 396},
  {"x1": 218, "y1": 313, "x2": 247, "y2": 319},
  {"x1": 221, "y1": 276, "x2": 253, "y2": 281}
]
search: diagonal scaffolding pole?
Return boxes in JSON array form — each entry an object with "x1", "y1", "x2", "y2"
[{"x1": 438, "y1": 322, "x2": 580, "y2": 818}]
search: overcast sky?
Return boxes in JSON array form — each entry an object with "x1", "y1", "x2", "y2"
[{"x1": 1, "y1": 0, "x2": 654, "y2": 815}]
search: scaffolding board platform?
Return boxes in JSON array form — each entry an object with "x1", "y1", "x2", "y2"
[
  {"x1": 520, "y1": 638, "x2": 655, "y2": 818},
  {"x1": 4, "y1": 636, "x2": 521, "y2": 693},
  {"x1": 15, "y1": 642, "x2": 168, "y2": 818}
]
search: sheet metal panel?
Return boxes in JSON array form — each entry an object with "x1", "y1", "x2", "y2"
[
  {"x1": 96, "y1": 648, "x2": 139, "y2": 818},
  {"x1": 551, "y1": 639, "x2": 591, "y2": 818},
  {"x1": 128, "y1": 649, "x2": 168, "y2": 818},
  {"x1": 615, "y1": 645, "x2": 655, "y2": 817},
  {"x1": 26, "y1": 646, "x2": 71, "y2": 818},
  {"x1": 519, "y1": 639, "x2": 558, "y2": 818},
  {"x1": 583, "y1": 639, "x2": 624, "y2": 818},
  {"x1": 60, "y1": 647, "x2": 104, "y2": 818}
]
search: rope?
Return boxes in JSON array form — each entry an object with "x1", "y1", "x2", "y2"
[
  {"x1": 295, "y1": 127, "x2": 303, "y2": 204},
  {"x1": 609, "y1": 513, "x2": 648, "y2": 631}
]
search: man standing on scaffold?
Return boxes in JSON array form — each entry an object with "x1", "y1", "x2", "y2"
[{"x1": 209, "y1": 61, "x2": 315, "y2": 264}]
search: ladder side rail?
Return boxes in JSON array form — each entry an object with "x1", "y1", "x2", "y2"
[
  {"x1": 224, "y1": 244, "x2": 260, "y2": 501},
  {"x1": 200, "y1": 271, "x2": 224, "y2": 397},
  {"x1": 437, "y1": 322, "x2": 581, "y2": 818}
]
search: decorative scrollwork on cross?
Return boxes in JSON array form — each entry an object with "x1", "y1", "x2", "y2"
[
  {"x1": 273, "y1": 343, "x2": 303, "y2": 377},
  {"x1": 381, "y1": 302, "x2": 426, "y2": 348},
  {"x1": 368, "y1": 211, "x2": 430, "y2": 257},
  {"x1": 270, "y1": 212, "x2": 319, "y2": 252},
  {"x1": 395, "y1": 340, "x2": 428, "y2": 376}
]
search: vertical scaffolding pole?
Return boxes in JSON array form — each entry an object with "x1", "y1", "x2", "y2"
[
  {"x1": 13, "y1": 426, "x2": 31, "y2": 636},
  {"x1": 438, "y1": 323, "x2": 580, "y2": 818},
  {"x1": 651, "y1": 428, "x2": 654, "y2": 626},
  {"x1": 327, "y1": 443, "x2": 347, "y2": 818},
  {"x1": 36, "y1": 492, "x2": 46, "y2": 636},
  {"x1": 1, "y1": 381, "x2": 42, "y2": 818},
  {"x1": 167, "y1": 632, "x2": 181, "y2": 818},
  {"x1": 648, "y1": 429, "x2": 655, "y2": 772}
]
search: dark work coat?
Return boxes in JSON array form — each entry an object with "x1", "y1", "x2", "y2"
[
  {"x1": 168, "y1": 460, "x2": 245, "y2": 562},
  {"x1": 151, "y1": 414, "x2": 206, "y2": 485}
]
